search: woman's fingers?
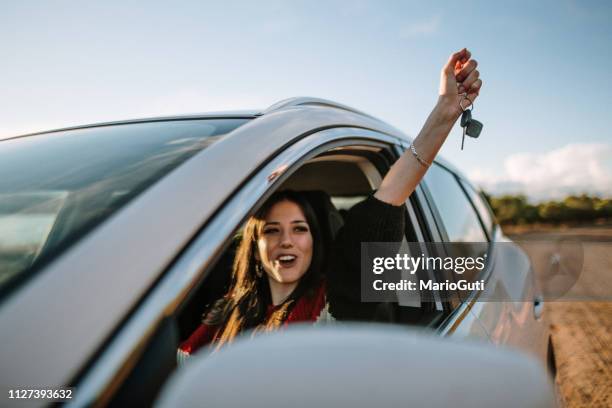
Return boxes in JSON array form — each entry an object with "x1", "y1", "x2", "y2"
[
  {"x1": 444, "y1": 48, "x2": 467, "y2": 74},
  {"x1": 461, "y1": 69, "x2": 480, "y2": 92},
  {"x1": 467, "y1": 79, "x2": 483, "y2": 101},
  {"x1": 456, "y1": 59, "x2": 478, "y2": 82},
  {"x1": 440, "y1": 48, "x2": 481, "y2": 106}
]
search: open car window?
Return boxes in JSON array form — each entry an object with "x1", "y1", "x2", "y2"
[{"x1": 176, "y1": 143, "x2": 446, "y2": 348}]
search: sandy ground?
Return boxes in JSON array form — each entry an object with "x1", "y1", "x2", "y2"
[
  {"x1": 508, "y1": 225, "x2": 612, "y2": 407},
  {"x1": 548, "y1": 302, "x2": 612, "y2": 407}
]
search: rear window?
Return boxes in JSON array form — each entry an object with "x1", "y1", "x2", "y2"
[
  {"x1": 423, "y1": 163, "x2": 489, "y2": 284},
  {"x1": 423, "y1": 164, "x2": 488, "y2": 244},
  {"x1": 0, "y1": 118, "x2": 249, "y2": 296}
]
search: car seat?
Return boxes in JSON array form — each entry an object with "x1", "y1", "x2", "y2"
[{"x1": 300, "y1": 190, "x2": 344, "y2": 252}]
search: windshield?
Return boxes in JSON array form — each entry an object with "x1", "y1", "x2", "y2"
[{"x1": 0, "y1": 118, "x2": 249, "y2": 296}]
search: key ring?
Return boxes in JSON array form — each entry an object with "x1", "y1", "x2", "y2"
[{"x1": 459, "y1": 93, "x2": 474, "y2": 111}]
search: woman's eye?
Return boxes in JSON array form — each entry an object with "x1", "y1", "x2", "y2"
[
  {"x1": 263, "y1": 228, "x2": 279, "y2": 235},
  {"x1": 294, "y1": 226, "x2": 309, "y2": 233}
]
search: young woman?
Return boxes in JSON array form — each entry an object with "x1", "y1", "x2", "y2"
[{"x1": 178, "y1": 48, "x2": 482, "y2": 360}]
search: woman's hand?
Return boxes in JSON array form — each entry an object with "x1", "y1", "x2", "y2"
[
  {"x1": 438, "y1": 48, "x2": 482, "y2": 122},
  {"x1": 374, "y1": 48, "x2": 483, "y2": 206}
]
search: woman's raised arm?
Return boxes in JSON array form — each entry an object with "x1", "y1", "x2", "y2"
[{"x1": 374, "y1": 48, "x2": 482, "y2": 206}]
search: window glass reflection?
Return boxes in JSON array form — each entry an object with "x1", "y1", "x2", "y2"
[{"x1": 0, "y1": 119, "x2": 249, "y2": 296}]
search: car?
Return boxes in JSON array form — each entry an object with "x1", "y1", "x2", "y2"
[{"x1": 0, "y1": 97, "x2": 555, "y2": 407}]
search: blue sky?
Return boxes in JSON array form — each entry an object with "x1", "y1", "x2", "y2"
[{"x1": 1, "y1": 0, "x2": 610, "y2": 201}]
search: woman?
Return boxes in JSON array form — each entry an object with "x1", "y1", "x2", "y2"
[{"x1": 178, "y1": 48, "x2": 482, "y2": 360}]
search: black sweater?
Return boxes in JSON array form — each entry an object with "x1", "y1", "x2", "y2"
[{"x1": 327, "y1": 194, "x2": 405, "y2": 321}]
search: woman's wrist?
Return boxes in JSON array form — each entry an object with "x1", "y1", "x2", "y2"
[{"x1": 435, "y1": 95, "x2": 462, "y2": 125}]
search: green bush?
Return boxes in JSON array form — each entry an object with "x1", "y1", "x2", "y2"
[{"x1": 484, "y1": 193, "x2": 611, "y2": 225}]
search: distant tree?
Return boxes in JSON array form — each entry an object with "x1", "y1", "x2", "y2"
[
  {"x1": 594, "y1": 198, "x2": 612, "y2": 217},
  {"x1": 482, "y1": 192, "x2": 611, "y2": 225},
  {"x1": 523, "y1": 204, "x2": 540, "y2": 224},
  {"x1": 563, "y1": 194, "x2": 595, "y2": 222},
  {"x1": 489, "y1": 195, "x2": 528, "y2": 224},
  {"x1": 538, "y1": 201, "x2": 566, "y2": 223}
]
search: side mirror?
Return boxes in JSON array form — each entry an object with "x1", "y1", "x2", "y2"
[{"x1": 156, "y1": 324, "x2": 555, "y2": 408}]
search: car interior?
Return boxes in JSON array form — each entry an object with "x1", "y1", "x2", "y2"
[
  {"x1": 176, "y1": 145, "x2": 445, "y2": 341},
  {"x1": 108, "y1": 143, "x2": 448, "y2": 406}
]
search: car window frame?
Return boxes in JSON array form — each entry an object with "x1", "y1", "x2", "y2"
[{"x1": 393, "y1": 146, "x2": 457, "y2": 318}]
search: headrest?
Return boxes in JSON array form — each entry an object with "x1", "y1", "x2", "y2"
[{"x1": 299, "y1": 190, "x2": 344, "y2": 251}]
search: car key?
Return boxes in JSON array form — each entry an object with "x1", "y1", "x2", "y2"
[
  {"x1": 460, "y1": 108, "x2": 471, "y2": 150},
  {"x1": 460, "y1": 108, "x2": 472, "y2": 128},
  {"x1": 466, "y1": 118, "x2": 483, "y2": 138}
]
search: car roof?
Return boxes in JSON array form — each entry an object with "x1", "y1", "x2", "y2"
[
  {"x1": 4, "y1": 97, "x2": 394, "y2": 139},
  {"x1": 5, "y1": 96, "x2": 466, "y2": 180},
  {"x1": 2, "y1": 111, "x2": 259, "y2": 141}
]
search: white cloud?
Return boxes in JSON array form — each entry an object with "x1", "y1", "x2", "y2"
[
  {"x1": 469, "y1": 143, "x2": 612, "y2": 201},
  {"x1": 399, "y1": 15, "x2": 441, "y2": 38}
]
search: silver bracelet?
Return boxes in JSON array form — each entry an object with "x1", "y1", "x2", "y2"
[{"x1": 409, "y1": 143, "x2": 431, "y2": 168}]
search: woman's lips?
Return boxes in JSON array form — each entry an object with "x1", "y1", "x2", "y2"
[{"x1": 276, "y1": 254, "x2": 297, "y2": 268}]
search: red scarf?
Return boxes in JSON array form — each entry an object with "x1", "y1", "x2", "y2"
[{"x1": 179, "y1": 281, "x2": 327, "y2": 357}]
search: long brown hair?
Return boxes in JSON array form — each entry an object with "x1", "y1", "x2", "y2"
[{"x1": 205, "y1": 190, "x2": 324, "y2": 346}]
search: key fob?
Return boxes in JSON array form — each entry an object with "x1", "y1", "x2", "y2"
[
  {"x1": 460, "y1": 109, "x2": 472, "y2": 128},
  {"x1": 466, "y1": 119, "x2": 483, "y2": 138}
]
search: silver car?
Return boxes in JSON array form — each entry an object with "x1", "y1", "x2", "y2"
[{"x1": 0, "y1": 98, "x2": 554, "y2": 407}]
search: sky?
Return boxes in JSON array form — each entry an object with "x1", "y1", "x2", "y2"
[{"x1": 1, "y1": 0, "x2": 611, "y2": 202}]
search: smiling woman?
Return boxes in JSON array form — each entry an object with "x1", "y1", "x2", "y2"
[
  {"x1": 178, "y1": 190, "x2": 328, "y2": 356},
  {"x1": 177, "y1": 189, "x2": 404, "y2": 361},
  {"x1": 257, "y1": 199, "x2": 315, "y2": 304}
]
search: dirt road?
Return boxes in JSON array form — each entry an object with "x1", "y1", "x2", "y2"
[
  {"x1": 509, "y1": 226, "x2": 612, "y2": 407},
  {"x1": 548, "y1": 302, "x2": 611, "y2": 407}
]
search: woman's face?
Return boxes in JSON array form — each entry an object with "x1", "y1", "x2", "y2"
[{"x1": 257, "y1": 200, "x2": 313, "y2": 285}]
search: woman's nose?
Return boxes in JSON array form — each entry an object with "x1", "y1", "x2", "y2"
[{"x1": 279, "y1": 231, "x2": 293, "y2": 248}]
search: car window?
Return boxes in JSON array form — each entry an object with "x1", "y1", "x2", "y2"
[
  {"x1": 423, "y1": 163, "x2": 488, "y2": 244},
  {"x1": 177, "y1": 145, "x2": 452, "y2": 347},
  {"x1": 422, "y1": 163, "x2": 489, "y2": 286},
  {"x1": 0, "y1": 119, "x2": 249, "y2": 297}
]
